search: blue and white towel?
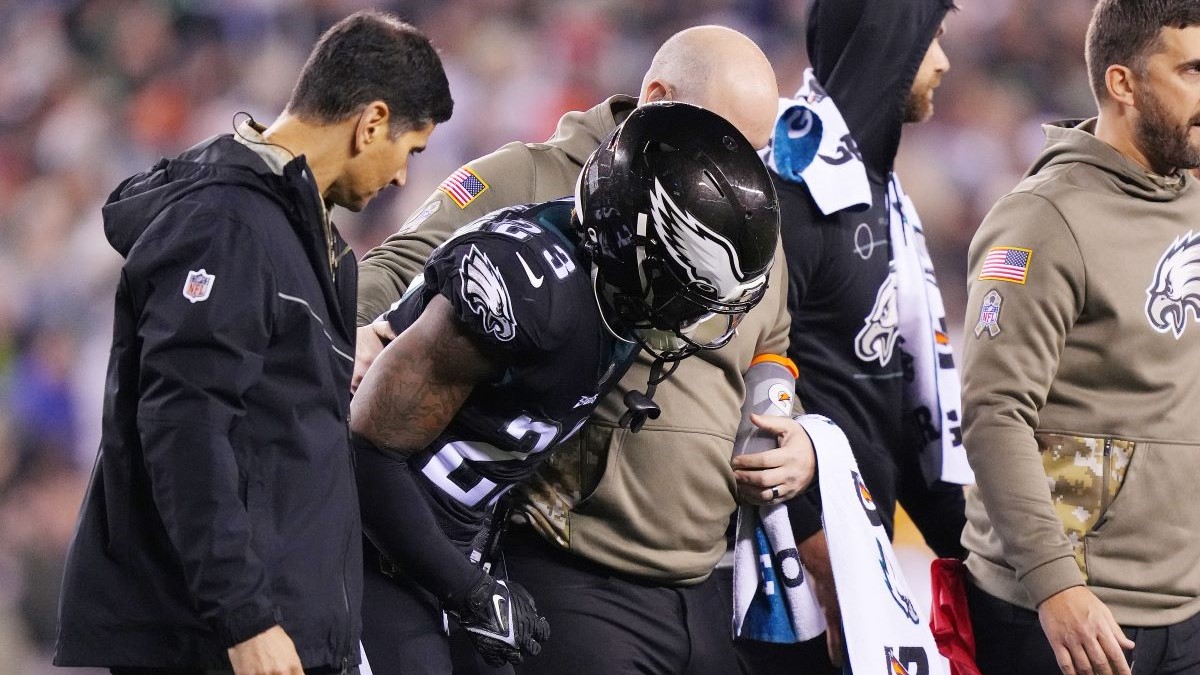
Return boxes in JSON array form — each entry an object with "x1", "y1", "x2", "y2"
[
  {"x1": 759, "y1": 69, "x2": 871, "y2": 217},
  {"x1": 732, "y1": 495, "x2": 825, "y2": 643}
]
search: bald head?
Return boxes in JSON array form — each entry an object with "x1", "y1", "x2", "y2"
[{"x1": 640, "y1": 26, "x2": 779, "y2": 150}]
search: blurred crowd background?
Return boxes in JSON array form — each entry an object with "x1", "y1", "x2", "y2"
[{"x1": 0, "y1": 0, "x2": 1099, "y2": 671}]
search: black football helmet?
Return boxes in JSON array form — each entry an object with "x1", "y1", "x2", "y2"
[{"x1": 574, "y1": 101, "x2": 780, "y2": 363}]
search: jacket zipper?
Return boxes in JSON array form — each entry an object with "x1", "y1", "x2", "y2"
[
  {"x1": 341, "y1": 416, "x2": 354, "y2": 673},
  {"x1": 1099, "y1": 432, "x2": 1113, "y2": 538},
  {"x1": 326, "y1": 218, "x2": 337, "y2": 284},
  {"x1": 1099, "y1": 437, "x2": 1113, "y2": 516},
  {"x1": 302, "y1": 167, "x2": 337, "y2": 283}
]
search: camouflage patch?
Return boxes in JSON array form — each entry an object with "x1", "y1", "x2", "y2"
[
  {"x1": 513, "y1": 424, "x2": 616, "y2": 547},
  {"x1": 1037, "y1": 433, "x2": 1136, "y2": 579}
]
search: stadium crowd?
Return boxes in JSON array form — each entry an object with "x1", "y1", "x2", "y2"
[{"x1": 0, "y1": 0, "x2": 1099, "y2": 672}]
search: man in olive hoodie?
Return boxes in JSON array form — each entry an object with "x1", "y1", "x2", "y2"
[{"x1": 961, "y1": 2, "x2": 1200, "y2": 674}]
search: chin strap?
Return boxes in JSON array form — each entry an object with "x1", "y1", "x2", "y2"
[{"x1": 619, "y1": 357, "x2": 680, "y2": 433}]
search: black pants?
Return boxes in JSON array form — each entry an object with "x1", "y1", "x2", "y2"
[
  {"x1": 501, "y1": 526, "x2": 741, "y2": 675},
  {"x1": 968, "y1": 582, "x2": 1200, "y2": 675},
  {"x1": 360, "y1": 541, "x2": 510, "y2": 675},
  {"x1": 735, "y1": 633, "x2": 841, "y2": 675}
]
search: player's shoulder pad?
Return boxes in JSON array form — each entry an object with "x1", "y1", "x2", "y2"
[{"x1": 425, "y1": 203, "x2": 589, "y2": 353}]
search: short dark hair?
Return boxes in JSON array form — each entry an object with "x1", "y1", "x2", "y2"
[
  {"x1": 1086, "y1": 0, "x2": 1200, "y2": 103},
  {"x1": 287, "y1": 11, "x2": 453, "y2": 136}
]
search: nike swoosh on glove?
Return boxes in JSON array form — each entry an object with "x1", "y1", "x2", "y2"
[{"x1": 453, "y1": 575, "x2": 551, "y2": 666}]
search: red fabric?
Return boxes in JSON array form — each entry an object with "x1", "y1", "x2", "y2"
[{"x1": 929, "y1": 558, "x2": 982, "y2": 675}]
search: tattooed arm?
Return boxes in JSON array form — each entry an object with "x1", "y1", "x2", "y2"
[
  {"x1": 350, "y1": 294, "x2": 504, "y2": 455},
  {"x1": 349, "y1": 294, "x2": 507, "y2": 602}
]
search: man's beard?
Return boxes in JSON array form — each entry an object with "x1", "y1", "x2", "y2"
[
  {"x1": 903, "y1": 83, "x2": 935, "y2": 123},
  {"x1": 1135, "y1": 83, "x2": 1200, "y2": 174}
]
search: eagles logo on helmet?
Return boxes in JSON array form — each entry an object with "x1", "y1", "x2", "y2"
[
  {"x1": 575, "y1": 101, "x2": 779, "y2": 362},
  {"x1": 571, "y1": 101, "x2": 780, "y2": 430}
]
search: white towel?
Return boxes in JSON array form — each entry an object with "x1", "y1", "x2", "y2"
[
  {"x1": 803, "y1": 415, "x2": 951, "y2": 675},
  {"x1": 760, "y1": 68, "x2": 871, "y2": 216},
  {"x1": 887, "y1": 176, "x2": 974, "y2": 485}
]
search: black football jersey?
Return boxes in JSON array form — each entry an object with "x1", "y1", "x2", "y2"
[{"x1": 383, "y1": 198, "x2": 637, "y2": 547}]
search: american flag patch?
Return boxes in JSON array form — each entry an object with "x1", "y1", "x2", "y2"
[
  {"x1": 979, "y1": 246, "x2": 1032, "y2": 284},
  {"x1": 438, "y1": 166, "x2": 489, "y2": 209}
]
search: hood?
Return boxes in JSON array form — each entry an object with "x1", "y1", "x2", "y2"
[
  {"x1": 1028, "y1": 118, "x2": 1192, "y2": 203},
  {"x1": 102, "y1": 135, "x2": 301, "y2": 257},
  {"x1": 544, "y1": 95, "x2": 638, "y2": 168},
  {"x1": 807, "y1": 0, "x2": 953, "y2": 175}
]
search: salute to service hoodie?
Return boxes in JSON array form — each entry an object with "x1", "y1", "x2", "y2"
[{"x1": 962, "y1": 119, "x2": 1200, "y2": 626}]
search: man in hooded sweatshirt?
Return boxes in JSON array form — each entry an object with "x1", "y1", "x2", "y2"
[
  {"x1": 961, "y1": 2, "x2": 1200, "y2": 674},
  {"x1": 740, "y1": 0, "x2": 966, "y2": 672},
  {"x1": 54, "y1": 12, "x2": 452, "y2": 675}
]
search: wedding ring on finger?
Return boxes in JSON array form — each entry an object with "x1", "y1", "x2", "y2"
[{"x1": 770, "y1": 485, "x2": 781, "y2": 502}]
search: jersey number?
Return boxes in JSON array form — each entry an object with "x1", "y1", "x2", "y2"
[{"x1": 421, "y1": 414, "x2": 582, "y2": 507}]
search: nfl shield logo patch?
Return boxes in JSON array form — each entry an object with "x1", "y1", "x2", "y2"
[
  {"x1": 182, "y1": 269, "x2": 215, "y2": 303},
  {"x1": 974, "y1": 289, "x2": 1002, "y2": 338}
]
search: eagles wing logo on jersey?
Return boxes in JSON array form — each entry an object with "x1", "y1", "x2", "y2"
[
  {"x1": 1146, "y1": 230, "x2": 1200, "y2": 339},
  {"x1": 460, "y1": 245, "x2": 517, "y2": 342},
  {"x1": 648, "y1": 177, "x2": 766, "y2": 300},
  {"x1": 854, "y1": 268, "x2": 899, "y2": 366}
]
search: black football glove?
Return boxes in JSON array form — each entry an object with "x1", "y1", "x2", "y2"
[{"x1": 450, "y1": 574, "x2": 550, "y2": 666}]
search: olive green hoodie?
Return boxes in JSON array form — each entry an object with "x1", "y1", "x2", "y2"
[{"x1": 961, "y1": 118, "x2": 1200, "y2": 626}]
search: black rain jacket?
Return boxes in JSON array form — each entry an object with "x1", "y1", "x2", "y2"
[{"x1": 54, "y1": 134, "x2": 362, "y2": 670}]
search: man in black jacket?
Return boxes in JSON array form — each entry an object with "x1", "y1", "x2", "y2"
[
  {"x1": 738, "y1": 0, "x2": 965, "y2": 672},
  {"x1": 53, "y1": 11, "x2": 452, "y2": 675}
]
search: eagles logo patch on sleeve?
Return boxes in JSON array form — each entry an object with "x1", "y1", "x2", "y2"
[{"x1": 459, "y1": 245, "x2": 517, "y2": 342}]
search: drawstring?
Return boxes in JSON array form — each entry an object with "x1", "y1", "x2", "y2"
[{"x1": 618, "y1": 357, "x2": 679, "y2": 432}]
